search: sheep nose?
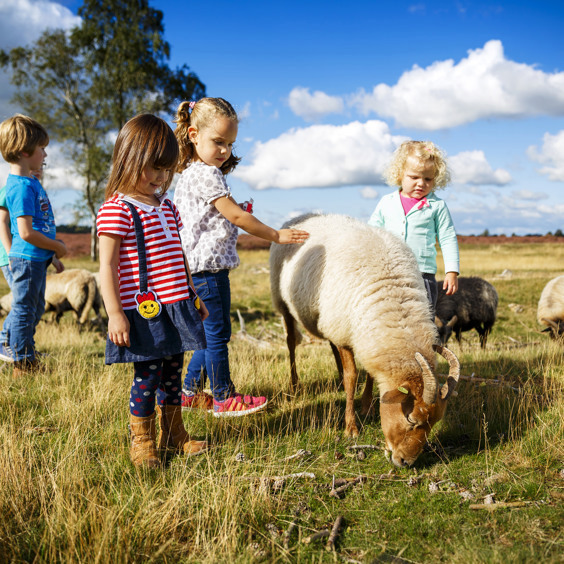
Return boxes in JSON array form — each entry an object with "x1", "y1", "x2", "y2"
[{"x1": 392, "y1": 455, "x2": 408, "y2": 468}]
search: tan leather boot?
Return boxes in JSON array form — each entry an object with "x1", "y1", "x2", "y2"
[
  {"x1": 156, "y1": 404, "x2": 208, "y2": 456},
  {"x1": 13, "y1": 359, "x2": 44, "y2": 378},
  {"x1": 130, "y1": 413, "x2": 160, "y2": 468}
]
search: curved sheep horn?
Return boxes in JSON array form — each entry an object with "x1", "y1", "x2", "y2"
[
  {"x1": 433, "y1": 344, "x2": 460, "y2": 400},
  {"x1": 414, "y1": 352, "x2": 437, "y2": 405},
  {"x1": 541, "y1": 318, "x2": 559, "y2": 330}
]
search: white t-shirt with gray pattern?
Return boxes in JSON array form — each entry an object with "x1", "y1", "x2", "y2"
[{"x1": 173, "y1": 161, "x2": 240, "y2": 274}]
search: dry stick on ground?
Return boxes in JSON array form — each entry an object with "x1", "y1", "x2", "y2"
[
  {"x1": 469, "y1": 501, "x2": 534, "y2": 511},
  {"x1": 325, "y1": 515, "x2": 345, "y2": 551},
  {"x1": 257, "y1": 471, "x2": 316, "y2": 493},
  {"x1": 330, "y1": 476, "x2": 367, "y2": 499},
  {"x1": 235, "y1": 472, "x2": 316, "y2": 481},
  {"x1": 283, "y1": 521, "x2": 298, "y2": 550},
  {"x1": 302, "y1": 529, "x2": 330, "y2": 544},
  {"x1": 439, "y1": 373, "x2": 520, "y2": 392},
  {"x1": 347, "y1": 444, "x2": 382, "y2": 451},
  {"x1": 234, "y1": 309, "x2": 273, "y2": 349},
  {"x1": 284, "y1": 449, "x2": 312, "y2": 460}
]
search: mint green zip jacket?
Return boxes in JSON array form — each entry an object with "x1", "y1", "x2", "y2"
[{"x1": 368, "y1": 189, "x2": 459, "y2": 275}]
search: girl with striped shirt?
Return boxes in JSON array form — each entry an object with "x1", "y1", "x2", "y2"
[{"x1": 97, "y1": 114, "x2": 208, "y2": 469}]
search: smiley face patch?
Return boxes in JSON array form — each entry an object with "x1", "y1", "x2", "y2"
[{"x1": 135, "y1": 290, "x2": 162, "y2": 319}]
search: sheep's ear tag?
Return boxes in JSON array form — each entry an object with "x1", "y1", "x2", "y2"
[{"x1": 397, "y1": 386, "x2": 409, "y2": 395}]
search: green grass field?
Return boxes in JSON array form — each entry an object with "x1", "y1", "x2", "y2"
[{"x1": 0, "y1": 244, "x2": 562, "y2": 563}]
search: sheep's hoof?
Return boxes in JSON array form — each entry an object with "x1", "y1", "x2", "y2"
[
  {"x1": 285, "y1": 383, "x2": 303, "y2": 400},
  {"x1": 344, "y1": 426, "x2": 359, "y2": 438}
]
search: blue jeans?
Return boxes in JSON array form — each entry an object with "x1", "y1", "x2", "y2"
[
  {"x1": 0, "y1": 264, "x2": 13, "y2": 344},
  {"x1": 422, "y1": 273, "x2": 438, "y2": 315},
  {"x1": 184, "y1": 270, "x2": 235, "y2": 401},
  {"x1": 5, "y1": 257, "x2": 48, "y2": 362}
]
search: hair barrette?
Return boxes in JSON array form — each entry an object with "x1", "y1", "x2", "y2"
[{"x1": 188, "y1": 101, "x2": 196, "y2": 110}]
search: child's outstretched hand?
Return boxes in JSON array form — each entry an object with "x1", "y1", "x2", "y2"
[
  {"x1": 52, "y1": 256, "x2": 65, "y2": 273},
  {"x1": 443, "y1": 272, "x2": 459, "y2": 295},
  {"x1": 55, "y1": 239, "x2": 67, "y2": 259},
  {"x1": 276, "y1": 229, "x2": 309, "y2": 245}
]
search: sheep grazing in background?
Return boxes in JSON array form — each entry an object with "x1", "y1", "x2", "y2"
[
  {"x1": 0, "y1": 269, "x2": 103, "y2": 326},
  {"x1": 537, "y1": 275, "x2": 564, "y2": 339},
  {"x1": 270, "y1": 214, "x2": 461, "y2": 468},
  {"x1": 435, "y1": 276, "x2": 498, "y2": 349}
]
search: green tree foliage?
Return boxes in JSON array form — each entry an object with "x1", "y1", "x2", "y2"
[
  {"x1": 76, "y1": 0, "x2": 205, "y2": 129},
  {"x1": 1, "y1": 0, "x2": 205, "y2": 259}
]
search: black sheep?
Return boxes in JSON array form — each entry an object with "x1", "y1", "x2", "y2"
[{"x1": 435, "y1": 276, "x2": 498, "y2": 349}]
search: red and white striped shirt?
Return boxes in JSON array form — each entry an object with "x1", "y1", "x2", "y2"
[{"x1": 96, "y1": 194, "x2": 191, "y2": 310}]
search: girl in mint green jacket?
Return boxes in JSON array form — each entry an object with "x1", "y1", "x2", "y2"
[{"x1": 368, "y1": 140, "x2": 459, "y2": 312}]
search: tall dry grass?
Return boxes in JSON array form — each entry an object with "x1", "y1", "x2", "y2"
[{"x1": 0, "y1": 244, "x2": 562, "y2": 562}]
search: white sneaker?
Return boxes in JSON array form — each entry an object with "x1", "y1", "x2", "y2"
[{"x1": 0, "y1": 344, "x2": 14, "y2": 363}]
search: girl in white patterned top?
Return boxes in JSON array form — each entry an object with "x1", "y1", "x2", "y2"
[{"x1": 173, "y1": 97, "x2": 308, "y2": 417}]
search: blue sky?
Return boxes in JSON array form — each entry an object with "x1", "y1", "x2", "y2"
[{"x1": 1, "y1": 0, "x2": 564, "y2": 235}]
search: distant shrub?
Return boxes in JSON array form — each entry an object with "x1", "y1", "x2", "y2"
[{"x1": 56, "y1": 225, "x2": 90, "y2": 234}]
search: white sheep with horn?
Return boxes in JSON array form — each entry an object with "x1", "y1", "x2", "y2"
[{"x1": 270, "y1": 214, "x2": 460, "y2": 467}]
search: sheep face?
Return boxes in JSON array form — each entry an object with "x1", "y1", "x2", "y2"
[
  {"x1": 435, "y1": 315, "x2": 458, "y2": 346},
  {"x1": 541, "y1": 318, "x2": 564, "y2": 339},
  {"x1": 380, "y1": 389, "x2": 447, "y2": 467},
  {"x1": 378, "y1": 346, "x2": 459, "y2": 467}
]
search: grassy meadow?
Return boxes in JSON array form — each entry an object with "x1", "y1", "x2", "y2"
[{"x1": 0, "y1": 243, "x2": 563, "y2": 563}]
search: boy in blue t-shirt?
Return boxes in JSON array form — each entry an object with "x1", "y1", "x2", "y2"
[{"x1": 0, "y1": 115, "x2": 66, "y2": 375}]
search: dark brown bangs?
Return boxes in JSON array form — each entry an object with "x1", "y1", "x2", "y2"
[{"x1": 151, "y1": 120, "x2": 179, "y2": 171}]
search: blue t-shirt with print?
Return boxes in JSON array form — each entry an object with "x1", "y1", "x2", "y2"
[{"x1": 5, "y1": 174, "x2": 56, "y2": 261}]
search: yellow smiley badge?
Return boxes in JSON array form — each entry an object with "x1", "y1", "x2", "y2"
[{"x1": 135, "y1": 290, "x2": 162, "y2": 319}]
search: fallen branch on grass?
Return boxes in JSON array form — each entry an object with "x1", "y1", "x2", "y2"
[
  {"x1": 302, "y1": 529, "x2": 330, "y2": 544},
  {"x1": 439, "y1": 372, "x2": 520, "y2": 392},
  {"x1": 234, "y1": 309, "x2": 273, "y2": 349},
  {"x1": 330, "y1": 476, "x2": 367, "y2": 499},
  {"x1": 284, "y1": 449, "x2": 312, "y2": 460},
  {"x1": 283, "y1": 521, "x2": 298, "y2": 549},
  {"x1": 325, "y1": 515, "x2": 344, "y2": 551},
  {"x1": 469, "y1": 501, "x2": 534, "y2": 511},
  {"x1": 250, "y1": 471, "x2": 316, "y2": 493}
]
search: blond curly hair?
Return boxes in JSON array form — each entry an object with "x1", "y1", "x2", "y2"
[{"x1": 384, "y1": 140, "x2": 451, "y2": 190}]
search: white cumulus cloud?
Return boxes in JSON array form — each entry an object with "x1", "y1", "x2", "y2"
[
  {"x1": 288, "y1": 87, "x2": 345, "y2": 122},
  {"x1": 527, "y1": 130, "x2": 564, "y2": 181},
  {"x1": 0, "y1": 0, "x2": 81, "y2": 119},
  {"x1": 512, "y1": 189, "x2": 547, "y2": 201},
  {"x1": 360, "y1": 187, "x2": 379, "y2": 199},
  {"x1": 233, "y1": 120, "x2": 405, "y2": 190},
  {"x1": 0, "y1": 0, "x2": 80, "y2": 49},
  {"x1": 449, "y1": 150, "x2": 511, "y2": 185},
  {"x1": 349, "y1": 40, "x2": 564, "y2": 129}
]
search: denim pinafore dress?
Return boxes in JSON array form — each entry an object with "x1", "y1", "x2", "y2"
[{"x1": 105, "y1": 201, "x2": 206, "y2": 364}]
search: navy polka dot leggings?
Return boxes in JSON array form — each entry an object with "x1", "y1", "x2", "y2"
[{"x1": 129, "y1": 353, "x2": 184, "y2": 417}]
